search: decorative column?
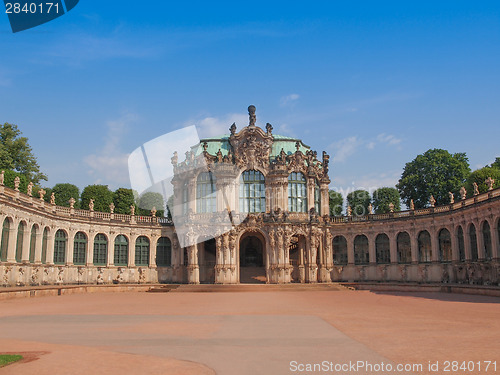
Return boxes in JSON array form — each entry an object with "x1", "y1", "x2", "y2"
[
  {"x1": 389, "y1": 232, "x2": 397, "y2": 264},
  {"x1": 298, "y1": 240, "x2": 305, "y2": 283},
  {"x1": 476, "y1": 221, "x2": 485, "y2": 260},
  {"x1": 214, "y1": 234, "x2": 224, "y2": 284},
  {"x1": 21, "y1": 224, "x2": 31, "y2": 263},
  {"x1": 368, "y1": 233, "x2": 376, "y2": 264},
  {"x1": 34, "y1": 228, "x2": 44, "y2": 264},
  {"x1": 186, "y1": 244, "x2": 200, "y2": 284},
  {"x1": 128, "y1": 233, "x2": 137, "y2": 267},
  {"x1": 320, "y1": 184, "x2": 329, "y2": 216},
  {"x1": 66, "y1": 230, "x2": 74, "y2": 266},
  {"x1": 410, "y1": 231, "x2": 419, "y2": 264},
  {"x1": 464, "y1": 224, "x2": 472, "y2": 261},
  {"x1": 45, "y1": 229, "x2": 55, "y2": 265},
  {"x1": 346, "y1": 235, "x2": 354, "y2": 265},
  {"x1": 321, "y1": 230, "x2": 333, "y2": 283},
  {"x1": 450, "y1": 226, "x2": 459, "y2": 263},
  {"x1": 6, "y1": 219, "x2": 18, "y2": 263},
  {"x1": 490, "y1": 221, "x2": 499, "y2": 261},
  {"x1": 106, "y1": 232, "x2": 116, "y2": 267},
  {"x1": 150, "y1": 235, "x2": 159, "y2": 268},
  {"x1": 431, "y1": 229, "x2": 439, "y2": 262}
]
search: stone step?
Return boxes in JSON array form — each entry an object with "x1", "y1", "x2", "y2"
[{"x1": 147, "y1": 283, "x2": 351, "y2": 293}]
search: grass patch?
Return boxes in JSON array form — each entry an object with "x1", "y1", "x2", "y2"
[{"x1": 0, "y1": 354, "x2": 23, "y2": 367}]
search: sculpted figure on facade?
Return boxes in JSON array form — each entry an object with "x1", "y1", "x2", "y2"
[
  {"x1": 109, "y1": 202, "x2": 115, "y2": 213},
  {"x1": 38, "y1": 188, "x2": 46, "y2": 200},
  {"x1": 14, "y1": 176, "x2": 20, "y2": 191},
  {"x1": 0, "y1": 170, "x2": 4, "y2": 185},
  {"x1": 449, "y1": 192, "x2": 454, "y2": 204},
  {"x1": 429, "y1": 195, "x2": 436, "y2": 208},
  {"x1": 27, "y1": 182, "x2": 33, "y2": 197},
  {"x1": 50, "y1": 192, "x2": 55, "y2": 205},
  {"x1": 89, "y1": 199, "x2": 94, "y2": 211},
  {"x1": 473, "y1": 182, "x2": 479, "y2": 196},
  {"x1": 485, "y1": 177, "x2": 495, "y2": 191},
  {"x1": 410, "y1": 199, "x2": 415, "y2": 210},
  {"x1": 460, "y1": 186, "x2": 467, "y2": 200}
]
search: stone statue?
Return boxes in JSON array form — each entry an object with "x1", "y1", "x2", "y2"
[
  {"x1": 69, "y1": 198, "x2": 76, "y2": 209},
  {"x1": 229, "y1": 122, "x2": 237, "y2": 135},
  {"x1": 27, "y1": 182, "x2": 33, "y2": 197},
  {"x1": 248, "y1": 105, "x2": 256, "y2": 127},
  {"x1": 460, "y1": 186, "x2": 467, "y2": 200},
  {"x1": 266, "y1": 123, "x2": 273, "y2": 135},
  {"x1": 295, "y1": 141, "x2": 300, "y2": 152},
  {"x1": 89, "y1": 199, "x2": 94, "y2": 211},
  {"x1": 429, "y1": 195, "x2": 436, "y2": 208},
  {"x1": 449, "y1": 192, "x2": 454, "y2": 204},
  {"x1": 130, "y1": 205, "x2": 135, "y2": 216},
  {"x1": 367, "y1": 203, "x2": 373, "y2": 215},
  {"x1": 151, "y1": 206, "x2": 157, "y2": 217},
  {"x1": 38, "y1": 189, "x2": 46, "y2": 200},
  {"x1": 410, "y1": 199, "x2": 415, "y2": 210},
  {"x1": 0, "y1": 170, "x2": 4, "y2": 185},
  {"x1": 202, "y1": 142, "x2": 208, "y2": 152},
  {"x1": 485, "y1": 177, "x2": 495, "y2": 191},
  {"x1": 171, "y1": 151, "x2": 178, "y2": 166},
  {"x1": 322, "y1": 151, "x2": 330, "y2": 175},
  {"x1": 14, "y1": 176, "x2": 20, "y2": 191},
  {"x1": 473, "y1": 182, "x2": 479, "y2": 196},
  {"x1": 50, "y1": 192, "x2": 55, "y2": 205},
  {"x1": 109, "y1": 202, "x2": 115, "y2": 213},
  {"x1": 347, "y1": 205, "x2": 352, "y2": 216},
  {"x1": 389, "y1": 202, "x2": 395, "y2": 213}
]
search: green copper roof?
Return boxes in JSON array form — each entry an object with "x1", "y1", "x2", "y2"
[{"x1": 193, "y1": 133, "x2": 311, "y2": 158}]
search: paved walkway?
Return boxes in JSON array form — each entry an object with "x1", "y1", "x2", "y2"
[{"x1": 0, "y1": 289, "x2": 499, "y2": 374}]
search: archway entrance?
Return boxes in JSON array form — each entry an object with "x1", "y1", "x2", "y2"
[{"x1": 239, "y1": 234, "x2": 266, "y2": 283}]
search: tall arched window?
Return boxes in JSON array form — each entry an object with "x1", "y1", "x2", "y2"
[
  {"x1": 156, "y1": 237, "x2": 172, "y2": 266},
  {"x1": 354, "y1": 235, "x2": 369, "y2": 264},
  {"x1": 333, "y1": 235, "x2": 347, "y2": 265},
  {"x1": 29, "y1": 225, "x2": 37, "y2": 263},
  {"x1": 135, "y1": 236, "x2": 150, "y2": 266},
  {"x1": 482, "y1": 221, "x2": 492, "y2": 260},
  {"x1": 41, "y1": 227, "x2": 48, "y2": 264},
  {"x1": 93, "y1": 234, "x2": 108, "y2": 266},
  {"x1": 397, "y1": 232, "x2": 411, "y2": 264},
  {"x1": 418, "y1": 230, "x2": 432, "y2": 263},
  {"x1": 438, "y1": 229, "x2": 452, "y2": 262},
  {"x1": 288, "y1": 172, "x2": 307, "y2": 212},
  {"x1": 15, "y1": 221, "x2": 25, "y2": 263},
  {"x1": 469, "y1": 224, "x2": 478, "y2": 261},
  {"x1": 457, "y1": 226, "x2": 465, "y2": 262},
  {"x1": 314, "y1": 180, "x2": 321, "y2": 214},
  {"x1": 53, "y1": 230, "x2": 67, "y2": 264},
  {"x1": 114, "y1": 235, "x2": 128, "y2": 266},
  {"x1": 196, "y1": 172, "x2": 217, "y2": 213},
  {"x1": 376, "y1": 233, "x2": 390, "y2": 264},
  {"x1": 0, "y1": 218, "x2": 10, "y2": 262},
  {"x1": 73, "y1": 232, "x2": 87, "y2": 265},
  {"x1": 239, "y1": 170, "x2": 265, "y2": 213}
]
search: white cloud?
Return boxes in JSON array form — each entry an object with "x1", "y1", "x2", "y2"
[
  {"x1": 188, "y1": 113, "x2": 248, "y2": 138},
  {"x1": 84, "y1": 113, "x2": 137, "y2": 188},
  {"x1": 329, "y1": 136, "x2": 361, "y2": 163},
  {"x1": 280, "y1": 93, "x2": 300, "y2": 107},
  {"x1": 376, "y1": 133, "x2": 402, "y2": 146}
]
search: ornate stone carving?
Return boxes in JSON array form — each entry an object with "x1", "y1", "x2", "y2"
[
  {"x1": 429, "y1": 195, "x2": 436, "y2": 208},
  {"x1": 449, "y1": 192, "x2": 454, "y2": 204},
  {"x1": 248, "y1": 105, "x2": 256, "y2": 127},
  {"x1": 14, "y1": 176, "x2": 20, "y2": 191},
  {"x1": 130, "y1": 205, "x2": 135, "y2": 216},
  {"x1": 38, "y1": 189, "x2": 46, "y2": 200},
  {"x1": 50, "y1": 193, "x2": 55, "y2": 205},
  {"x1": 460, "y1": 186, "x2": 467, "y2": 200},
  {"x1": 473, "y1": 182, "x2": 479, "y2": 196},
  {"x1": 27, "y1": 182, "x2": 33, "y2": 197},
  {"x1": 109, "y1": 202, "x2": 115, "y2": 213},
  {"x1": 485, "y1": 177, "x2": 495, "y2": 191},
  {"x1": 89, "y1": 199, "x2": 94, "y2": 211},
  {"x1": 410, "y1": 199, "x2": 415, "y2": 210}
]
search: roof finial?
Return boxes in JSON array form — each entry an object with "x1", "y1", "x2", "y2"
[{"x1": 248, "y1": 105, "x2": 256, "y2": 127}]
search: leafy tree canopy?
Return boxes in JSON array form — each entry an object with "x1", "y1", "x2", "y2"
[
  {"x1": 466, "y1": 166, "x2": 500, "y2": 196},
  {"x1": 113, "y1": 188, "x2": 136, "y2": 215},
  {"x1": 328, "y1": 190, "x2": 343, "y2": 216},
  {"x1": 0, "y1": 122, "x2": 47, "y2": 184},
  {"x1": 2, "y1": 170, "x2": 28, "y2": 192},
  {"x1": 137, "y1": 191, "x2": 165, "y2": 217},
  {"x1": 52, "y1": 183, "x2": 80, "y2": 208},
  {"x1": 81, "y1": 185, "x2": 113, "y2": 212},
  {"x1": 372, "y1": 187, "x2": 401, "y2": 214},
  {"x1": 346, "y1": 189, "x2": 371, "y2": 216},
  {"x1": 490, "y1": 157, "x2": 500, "y2": 170},
  {"x1": 397, "y1": 149, "x2": 470, "y2": 209}
]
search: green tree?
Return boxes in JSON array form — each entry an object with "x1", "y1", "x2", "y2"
[
  {"x1": 137, "y1": 192, "x2": 165, "y2": 217},
  {"x1": 113, "y1": 188, "x2": 137, "y2": 214},
  {"x1": 490, "y1": 157, "x2": 500, "y2": 170},
  {"x1": 52, "y1": 183, "x2": 80, "y2": 208},
  {"x1": 2, "y1": 170, "x2": 28, "y2": 192},
  {"x1": 328, "y1": 190, "x2": 343, "y2": 216},
  {"x1": 0, "y1": 122, "x2": 47, "y2": 184},
  {"x1": 466, "y1": 167, "x2": 500, "y2": 195},
  {"x1": 346, "y1": 189, "x2": 371, "y2": 216},
  {"x1": 81, "y1": 185, "x2": 113, "y2": 212},
  {"x1": 372, "y1": 187, "x2": 401, "y2": 214},
  {"x1": 397, "y1": 149, "x2": 470, "y2": 209}
]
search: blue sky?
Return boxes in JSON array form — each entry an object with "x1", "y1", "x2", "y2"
[{"x1": 1, "y1": 1, "x2": 499, "y2": 197}]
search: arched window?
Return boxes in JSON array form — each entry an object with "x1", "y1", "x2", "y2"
[
  {"x1": 333, "y1": 235, "x2": 347, "y2": 265},
  {"x1": 114, "y1": 235, "x2": 128, "y2": 266},
  {"x1": 376, "y1": 233, "x2": 390, "y2": 264},
  {"x1": 418, "y1": 230, "x2": 432, "y2": 263},
  {"x1": 93, "y1": 234, "x2": 108, "y2": 266},
  {"x1": 15, "y1": 222, "x2": 25, "y2": 263},
  {"x1": 354, "y1": 235, "x2": 369, "y2": 265},
  {"x1": 239, "y1": 170, "x2": 265, "y2": 213},
  {"x1": 469, "y1": 224, "x2": 478, "y2": 261},
  {"x1": 397, "y1": 232, "x2": 411, "y2": 264},
  {"x1": 135, "y1": 236, "x2": 150, "y2": 266},
  {"x1": 53, "y1": 230, "x2": 67, "y2": 264},
  {"x1": 482, "y1": 221, "x2": 492, "y2": 260},
  {"x1": 196, "y1": 172, "x2": 217, "y2": 213},
  {"x1": 314, "y1": 180, "x2": 321, "y2": 214},
  {"x1": 288, "y1": 172, "x2": 307, "y2": 212},
  {"x1": 73, "y1": 232, "x2": 87, "y2": 265},
  {"x1": 156, "y1": 237, "x2": 172, "y2": 266},
  {"x1": 41, "y1": 227, "x2": 48, "y2": 264},
  {"x1": 29, "y1": 225, "x2": 37, "y2": 263},
  {"x1": 457, "y1": 226, "x2": 465, "y2": 262},
  {"x1": 438, "y1": 229, "x2": 452, "y2": 262},
  {"x1": 1, "y1": 218, "x2": 11, "y2": 262}
]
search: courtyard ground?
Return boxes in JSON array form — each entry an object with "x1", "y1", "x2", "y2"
[{"x1": 0, "y1": 288, "x2": 498, "y2": 375}]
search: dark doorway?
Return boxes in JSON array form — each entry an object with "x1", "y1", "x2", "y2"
[{"x1": 239, "y1": 235, "x2": 266, "y2": 283}]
